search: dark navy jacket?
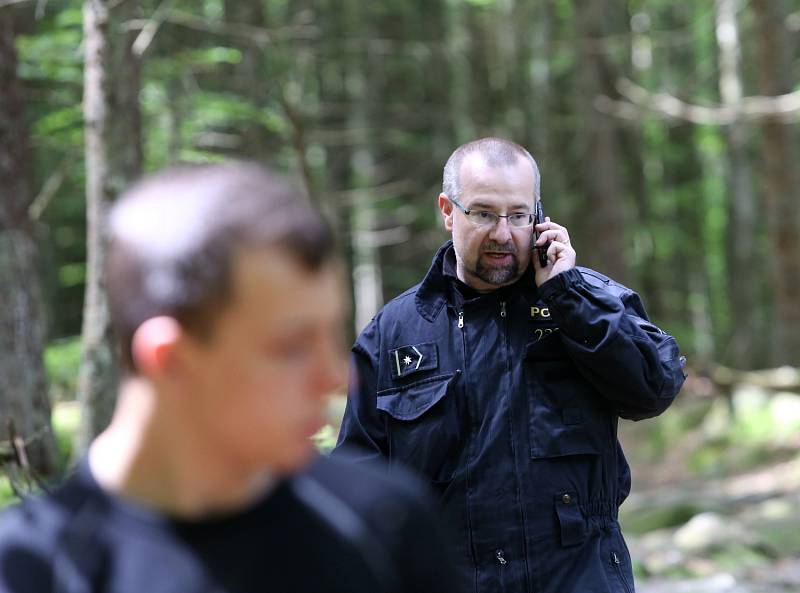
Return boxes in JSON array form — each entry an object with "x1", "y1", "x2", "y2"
[{"x1": 335, "y1": 242, "x2": 686, "y2": 593}]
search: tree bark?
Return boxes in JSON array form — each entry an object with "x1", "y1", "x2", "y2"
[
  {"x1": 751, "y1": 0, "x2": 800, "y2": 365},
  {"x1": 445, "y1": 0, "x2": 476, "y2": 144},
  {"x1": 573, "y1": 0, "x2": 628, "y2": 283},
  {"x1": 0, "y1": 10, "x2": 59, "y2": 477},
  {"x1": 224, "y1": 0, "x2": 273, "y2": 160},
  {"x1": 78, "y1": 0, "x2": 142, "y2": 451},
  {"x1": 659, "y1": 5, "x2": 718, "y2": 365},
  {"x1": 715, "y1": 0, "x2": 762, "y2": 368},
  {"x1": 345, "y1": 0, "x2": 382, "y2": 334}
]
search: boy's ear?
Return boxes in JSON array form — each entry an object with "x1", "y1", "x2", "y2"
[
  {"x1": 438, "y1": 193, "x2": 454, "y2": 232},
  {"x1": 131, "y1": 316, "x2": 183, "y2": 377}
]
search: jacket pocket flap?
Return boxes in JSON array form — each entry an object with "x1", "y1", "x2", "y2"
[
  {"x1": 554, "y1": 491, "x2": 586, "y2": 547},
  {"x1": 377, "y1": 373, "x2": 456, "y2": 421}
]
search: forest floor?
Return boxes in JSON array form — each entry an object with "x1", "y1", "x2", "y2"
[{"x1": 619, "y1": 375, "x2": 800, "y2": 593}]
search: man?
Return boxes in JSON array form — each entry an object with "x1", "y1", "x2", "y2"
[
  {"x1": 0, "y1": 162, "x2": 458, "y2": 593},
  {"x1": 335, "y1": 138, "x2": 686, "y2": 593}
]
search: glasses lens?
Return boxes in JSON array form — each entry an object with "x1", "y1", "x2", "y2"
[
  {"x1": 471, "y1": 211, "x2": 498, "y2": 227},
  {"x1": 509, "y1": 214, "x2": 533, "y2": 228}
]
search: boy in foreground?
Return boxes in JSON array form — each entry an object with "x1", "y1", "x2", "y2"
[{"x1": 0, "y1": 162, "x2": 458, "y2": 593}]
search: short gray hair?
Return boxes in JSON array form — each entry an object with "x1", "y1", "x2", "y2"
[{"x1": 442, "y1": 137, "x2": 541, "y2": 200}]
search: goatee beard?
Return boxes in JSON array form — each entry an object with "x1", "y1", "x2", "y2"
[{"x1": 475, "y1": 253, "x2": 519, "y2": 286}]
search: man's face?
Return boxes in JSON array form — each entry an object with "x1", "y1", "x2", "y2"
[
  {"x1": 440, "y1": 153, "x2": 536, "y2": 291},
  {"x1": 176, "y1": 248, "x2": 347, "y2": 475}
]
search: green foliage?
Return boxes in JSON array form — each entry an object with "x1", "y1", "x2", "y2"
[
  {"x1": 32, "y1": 105, "x2": 83, "y2": 144},
  {"x1": 52, "y1": 402, "x2": 81, "y2": 466},
  {"x1": 45, "y1": 337, "x2": 81, "y2": 402},
  {"x1": 187, "y1": 91, "x2": 258, "y2": 128},
  {"x1": 202, "y1": 0, "x2": 226, "y2": 19},
  {"x1": 16, "y1": 27, "x2": 83, "y2": 86},
  {"x1": 57, "y1": 262, "x2": 86, "y2": 289},
  {"x1": 683, "y1": 390, "x2": 800, "y2": 477},
  {"x1": 625, "y1": 387, "x2": 800, "y2": 488},
  {"x1": 312, "y1": 425, "x2": 338, "y2": 454},
  {"x1": 755, "y1": 517, "x2": 800, "y2": 556},
  {"x1": 0, "y1": 476, "x2": 14, "y2": 509},
  {"x1": 176, "y1": 46, "x2": 243, "y2": 67},
  {"x1": 622, "y1": 502, "x2": 701, "y2": 535},
  {"x1": 708, "y1": 544, "x2": 772, "y2": 571}
]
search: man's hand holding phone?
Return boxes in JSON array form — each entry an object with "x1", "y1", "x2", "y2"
[{"x1": 532, "y1": 201, "x2": 576, "y2": 287}]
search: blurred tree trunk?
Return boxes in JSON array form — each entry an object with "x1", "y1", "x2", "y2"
[
  {"x1": 715, "y1": 0, "x2": 762, "y2": 368},
  {"x1": 466, "y1": 6, "x2": 492, "y2": 134},
  {"x1": 344, "y1": 0, "x2": 382, "y2": 333},
  {"x1": 78, "y1": 0, "x2": 142, "y2": 451},
  {"x1": 573, "y1": 0, "x2": 628, "y2": 283},
  {"x1": 425, "y1": 0, "x2": 455, "y2": 165},
  {"x1": 621, "y1": 4, "x2": 663, "y2": 320},
  {"x1": 525, "y1": 1, "x2": 551, "y2": 157},
  {"x1": 491, "y1": 0, "x2": 518, "y2": 137},
  {"x1": 663, "y1": 6, "x2": 714, "y2": 365},
  {"x1": 223, "y1": 0, "x2": 271, "y2": 160},
  {"x1": 445, "y1": 0, "x2": 476, "y2": 145},
  {"x1": 751, "y1": 0, "x2": 800, "y2": 366},
  {"x1": 316, "y1": 0, "x2": 356, "y2": 339},
  {"x1": 282, "y1": 0, "x2": 319, "y2": 205},
  {"x1": 0, "y1": 11, "x2": 59, "y2": 478}
]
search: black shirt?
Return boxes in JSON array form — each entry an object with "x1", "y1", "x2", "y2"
[{"x1": 0, "y1": 454, "x2": 459, "y2": 593}]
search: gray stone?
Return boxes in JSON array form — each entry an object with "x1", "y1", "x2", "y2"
[{"x1": 673, "y1": 512, "x2": 752, "y2": 553}]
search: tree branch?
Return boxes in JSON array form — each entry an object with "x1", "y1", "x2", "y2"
[
  {"x1": 126, "y1": 9, "x2": 319, "y2": 47},
  {"x1": 596, "y1": 78, "x2": 800, "y2": 125},
  {"x1": 0, "y1": 0, "x2": 34, "y2": 7},
  {"x1": 28, "y1": 149, "x2": 81, "y2": 221},
  {"x1": 131, "y1": 0, "x2": 175, "y2": 57}
]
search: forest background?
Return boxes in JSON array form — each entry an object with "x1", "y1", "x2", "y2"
[{"x1": 1, "y1": 1, "x2": 800, "y2": 591}]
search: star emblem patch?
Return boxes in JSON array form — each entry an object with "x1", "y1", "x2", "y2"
[{"x1": 388, "y1": 342, "x2": 438, "y2": 379}]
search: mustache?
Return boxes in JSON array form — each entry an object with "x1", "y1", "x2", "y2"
[{"x1": 482, "y1": 242, "x2": 517, "y2": 254}]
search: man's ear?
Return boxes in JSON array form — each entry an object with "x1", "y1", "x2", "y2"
[
  {"x1": 131, "y1": 316, "x2": 183, "y2": 378},
  {"x1": 438, "y1": 193, "x2": 454, "y2": 232}
]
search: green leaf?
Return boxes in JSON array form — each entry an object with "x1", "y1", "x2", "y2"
[
  {"x1": 176, "y1": 47, "x2": 243, "y2": 67},
  {"x1": 58, "y1": 263, "x2": 86, "y2": 288},
  {"x1": 45, "y1": 337, "x2": 82, "y2": 401},
  {"x1": 33, "y1": 106, "x2": 83, "y2": 138}
]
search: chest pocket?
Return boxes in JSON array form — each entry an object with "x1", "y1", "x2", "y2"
[
  {"x1": 376, "y1": 371, "x2": 461, "y2": 483},
  {"x1": 524, "y1": 338, "x2": 613, "y2": 459}
]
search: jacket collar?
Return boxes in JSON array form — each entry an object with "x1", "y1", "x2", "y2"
[
  {"x1": 415, "y1": 241, "x2": 539, "y2": 321},
  {"x1": 414, "y1": 241, "x2": 452, "y2": 322}
]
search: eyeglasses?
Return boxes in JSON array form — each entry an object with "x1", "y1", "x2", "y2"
[{"x1": 448, "y1": 197, "x2": 534, "y2": 229}]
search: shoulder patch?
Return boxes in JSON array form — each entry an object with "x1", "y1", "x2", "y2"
[{"x1": 388, "y1": 342, "x2": 438, "y2": 379}]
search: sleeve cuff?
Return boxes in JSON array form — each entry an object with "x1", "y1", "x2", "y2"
[{"x1": 537, "y1": 267, "x2": 584, "y2": 303}]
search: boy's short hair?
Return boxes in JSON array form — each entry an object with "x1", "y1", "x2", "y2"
[{"x1": 106, "y1": 162, "x2": 334, "y2": 372}]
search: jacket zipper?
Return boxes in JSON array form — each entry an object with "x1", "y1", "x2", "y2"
[
  {"x1": 454, "y1": 304, "x2": 479, "y2": 572},
  {"x1": 498, "y1": 300, "x2": 532, "y2": 586},
  {"x1": 496, "y1": 549, "x2": 508, "y2": 593},
  {"x1": 612, "y1": 553, "x2": 633, "y2": 593},
  {"x1": 495, "y1": 549, "x2": 507, "y2": 565}
]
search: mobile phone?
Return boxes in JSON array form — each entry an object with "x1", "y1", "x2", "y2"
[{"x1": 533, "y1": 201, "x2": 550, "y2": 268}]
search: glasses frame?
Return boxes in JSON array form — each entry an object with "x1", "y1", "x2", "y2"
[{"x1": 448, "y1": 197, "x2": 534, "y2": 229}]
